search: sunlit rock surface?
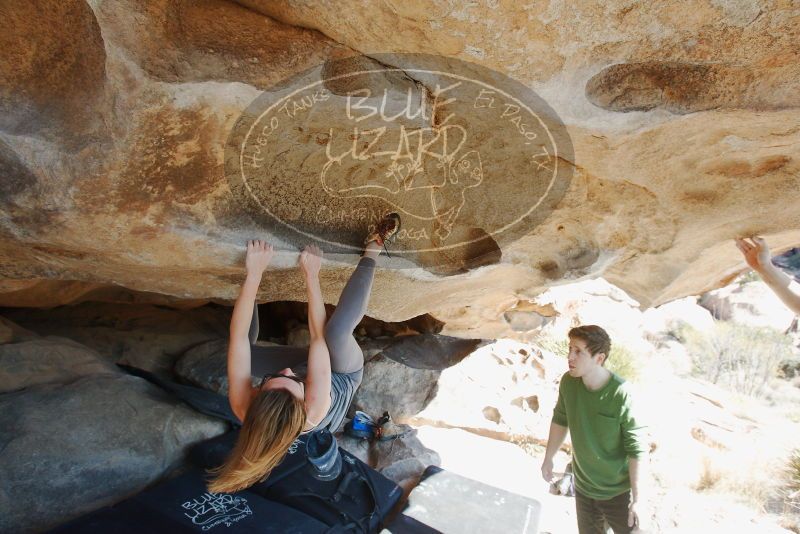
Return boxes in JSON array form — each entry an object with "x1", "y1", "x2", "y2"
[{"x1": 1, "y1": 0, "x2": 799, "y2": 323}]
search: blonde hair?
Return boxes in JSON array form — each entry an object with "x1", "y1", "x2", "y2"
[{"x1": 207, "y1": 389, "x2": 306, "y2": 493}]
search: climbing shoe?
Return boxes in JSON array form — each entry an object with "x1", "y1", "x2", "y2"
[{"x1": 365, "y1": 212, "x2": 401, "y2": 256}]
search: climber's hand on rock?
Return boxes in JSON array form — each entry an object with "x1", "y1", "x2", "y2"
[
  {"x1": 246, "y1": 240, "x2": 273, "y2": 275},
  {"x1": 299, "y1": 244, "x2": 323, "y2": 279}
]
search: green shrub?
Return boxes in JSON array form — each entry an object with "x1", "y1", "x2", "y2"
[
  {"x1": 536, "y1": 335, "x2": 569, "y2": 358},
  {"x1": 680, "y1": 321, "x2": 794, "y2": 397},
  {"x1": 606, "y1": 344, "x2": 640, "y2": 382},
  {"x1": 535, "y1": 334, "x2": 640, "y2": 382},
  {"x1": 736, "y1": 270, "x2": 762, "y2": 286}
]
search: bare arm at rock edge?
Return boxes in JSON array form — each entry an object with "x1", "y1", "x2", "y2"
[
  {"x1": 227, "y1": 240, "x2": 273, "y2": 422},
  {"x1": 299, "y1": 245, "x2": 331, "y2": 426},
  {"x1": 736, "y1": 237, "x2": 800, "y2": 315}
]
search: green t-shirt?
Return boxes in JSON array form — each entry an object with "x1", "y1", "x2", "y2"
[{"x1": 552, "y1": 371, "x2": 647, "y2": 500}]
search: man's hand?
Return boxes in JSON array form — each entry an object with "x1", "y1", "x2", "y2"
[
  {"x1": 735, "y1": 237, "x2": 771, "y2": 273},
  {"x1": 299, "y1": 244, "x2": 323, "y2": 279},
  {"x1": 246, "y1": 240, "x2": 273, "y2": 275},
  {"x1": 629, "y1": 500, "x2": 647, "y2": 532},
  {"x1": 541, "y1": 458, "x2": 555, "y2": 484}
]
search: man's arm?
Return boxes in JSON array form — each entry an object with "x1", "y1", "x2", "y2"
[
  {"x1": 541, "y1": 422, "x2": 568, "y2": 483},
  {"x1": 299, "y1": 245, "x2": 331, "y2": 425},
  {"x1": 227, "y1": 240, "x2": 273, "y2": 421},
  {"x1": 542, "y1": 382, "x2": 570, "y2": 483},
  {"x1": 620, "y1": 384, "x2": 649, "y2": 530},
  {"x1": 627, "y1": 456, "x2": 645, "y2": 529},
  {"x1": 628, "y1": 457, "x2": 644, "y2": 502},
  {"x1": 736, "y1": 237, "x2": 800, "y2": 315}
]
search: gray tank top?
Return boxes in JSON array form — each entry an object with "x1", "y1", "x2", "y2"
[
  {"x1": 311, "y1": 369, "x2": 363, "y2": 433},
  {"x1": 294, "y1": 365, "x2": 363, "y2": 433}
]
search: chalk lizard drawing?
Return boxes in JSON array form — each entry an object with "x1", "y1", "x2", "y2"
[{"x1": 320, "y1": 122, "x2": 484, "y2": 240}]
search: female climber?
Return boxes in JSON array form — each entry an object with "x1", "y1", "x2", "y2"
[{"x1": 207, "y1": 213, "x2": 400, "y2": 493}]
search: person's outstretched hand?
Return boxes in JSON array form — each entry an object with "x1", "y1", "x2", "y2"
[
  {"x1": 735, "y1": 237, "x2": 771, "y2": 272},
  {"x1": 300, "y1": 244, "x2": 323, "y2": 279},
  {"x1": 246, "y1": 240, "x2": 273, "y2": 275}
]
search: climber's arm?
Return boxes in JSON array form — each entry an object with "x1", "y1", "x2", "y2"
[
  {"x1": 228, "y1": 240, "x2": 273, "y2": 421},
  {"x1": 736, "y1": 237, "x2": 800, "y2": 315}
]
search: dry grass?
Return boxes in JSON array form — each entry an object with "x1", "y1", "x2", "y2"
[
  {"x1": 685, "y1": 442, "x2": 800, "y2": 524},
  {"x1": 788, "y1": 449, "x2": 800, "y2": 493},
  {"x1": 679, "y1": 322, "x2": 794, "y2": 398},
  {"x1": 779, "y1": 517, "x2": 800, "y2": 534},
  {"x1": 694, "y1": 456, "x2": 722, "y2": 492},
  {"x1": 781, "y1": 449, "x2": 800, "y2": 531}
]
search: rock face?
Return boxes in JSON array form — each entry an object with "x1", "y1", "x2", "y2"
[
  {"x1": 174, "y1": 338, "x2": 233, "y2": 393},
  {"x1": 1, "y1": 302, "x2": 231, "y2": 375},
  {"x1": 351, "y1": 332, "x2": 482, "y2": 419},
  {"x1": 0, "y1": 324, "x2": 227, "y2": 533},
  {"x1": 1, "y1": 0, "x2": 799, "y2": 325},
  {"x1": 353, "y1": 354, "x2": 442, "y2": 419},
  {"x1": 410, "y1": 339, "x2": 563, "y2": 442},
  {"x1": 0, "y1": 337, "x2": 117, "y2": 393},
  {"x1": 172, "y1": 332, "x2": 481, "y2": 420},
  {"x1": 380, "y1": 334, "x2": 484, "y2": 370}
]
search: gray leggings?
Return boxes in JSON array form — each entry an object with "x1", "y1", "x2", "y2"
[{"x1": 248, "y1": 256, "x2": 376, "y2": 376}]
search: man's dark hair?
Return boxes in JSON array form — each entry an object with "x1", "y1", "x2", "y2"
[{"x1": 568, "y1": 325, "x2": 611, "y2": 362}]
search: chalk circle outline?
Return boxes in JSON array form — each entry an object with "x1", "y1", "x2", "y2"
[{"x1": 227, "y1": 54, "x2": 573, "y2": 257}]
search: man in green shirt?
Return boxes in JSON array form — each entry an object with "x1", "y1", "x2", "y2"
[{"x1": 541, "y1": 325, "x2": 648, "y2": 533}]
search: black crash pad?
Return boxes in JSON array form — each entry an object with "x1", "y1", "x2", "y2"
[
  {"x1": 190, "y1": 429, "x2": 404, "y2": 532},
  {"x1": 50, "y1": 470, "x2": 329, "y2": 533}
]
